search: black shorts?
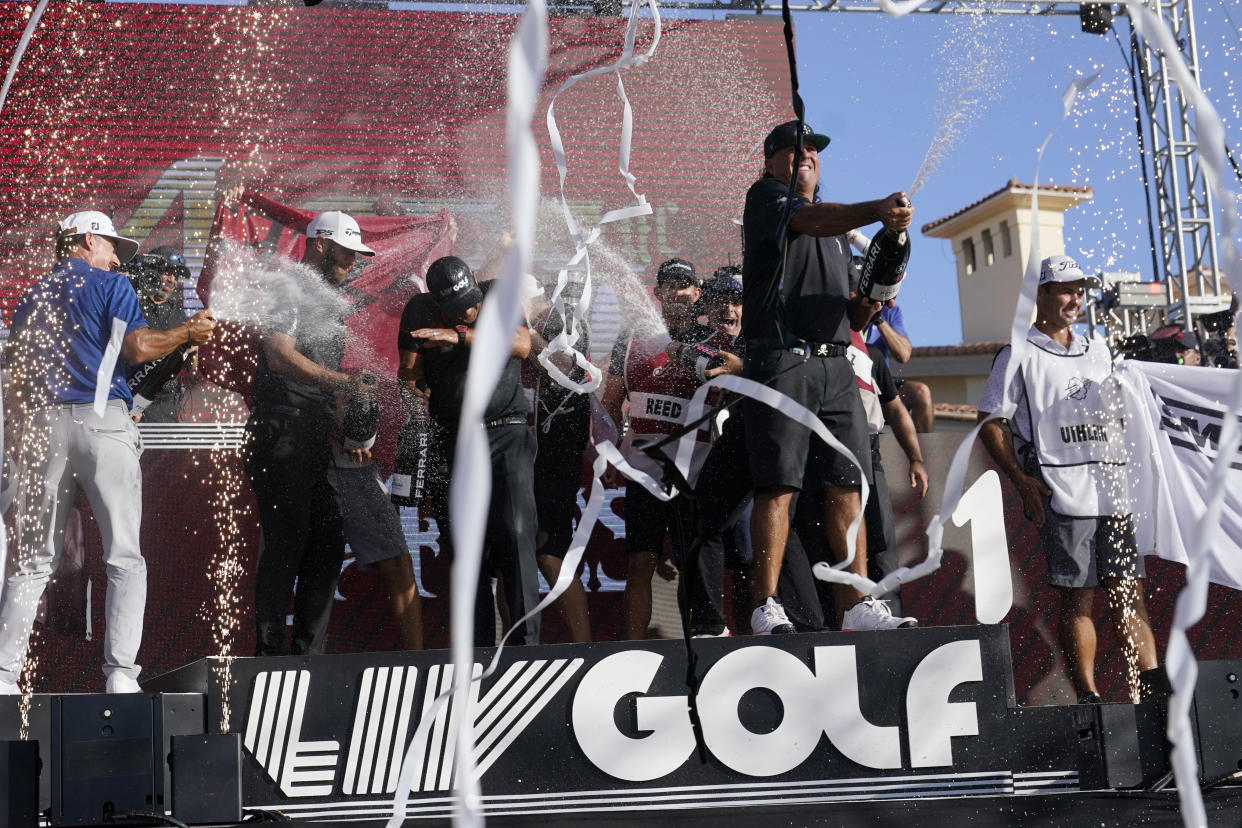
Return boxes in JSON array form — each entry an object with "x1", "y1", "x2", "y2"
[
  {"x1": 741, "y1": 349, "x2": 872, "y2": 491},
  {"x1": 624, "y1": 480, "x2": 690, "y2": 557}
]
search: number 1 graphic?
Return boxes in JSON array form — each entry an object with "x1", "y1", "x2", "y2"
[{"x1": 950, "y1": 470, "x2": 1014, "y2": 624}]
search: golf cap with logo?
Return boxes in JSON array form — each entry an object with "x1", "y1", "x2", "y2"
[
  {"x1": 656, "y1": 258, "x2": 700, "y2": 287},
  {"x1": 763, "y1": 120, "x2": 831, "y2": 159},
  {"x1": 306, "y1": 210, "x2": 376, "y2": 257},
  {"x1": 57, "y1": 211, "x2": 140, "y2": 264},
  {"x1": 425, "y1": 256, "x2": 483, "y2": 319},
  {"x1": 1039, "y1": 254, "x2": 1101, "y2": 286}
]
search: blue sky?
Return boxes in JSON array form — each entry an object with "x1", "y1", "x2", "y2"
[{"x1": 751, "y1": 2, "x2": 1242, "y2": 347}]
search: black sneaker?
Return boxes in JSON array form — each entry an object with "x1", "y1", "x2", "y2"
[{"x1": 1076, "y1": 691, "x2": 1103, "y2": 705}]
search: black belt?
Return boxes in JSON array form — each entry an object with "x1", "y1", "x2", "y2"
[
  {"x1": 484, "y1": 415, "x2": 528, "y2": 429},
  {"x1": 789, "y1": 342, "x2": 848, "y2": 358}
]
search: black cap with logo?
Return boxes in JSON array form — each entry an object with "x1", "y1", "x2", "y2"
[
  {"x1": 763, "y1": 120, "x2": 831, "y2": 159},
  {"x1": 655, "y1": 258, "x2": 700, "y2": 287},
  {"x1": 425, "y1": 256, "x2": 483, "y2": 320}
]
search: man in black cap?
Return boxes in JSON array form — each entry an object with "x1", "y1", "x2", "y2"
[
  {"x1": 742, "y1": 119, "x2": 915, "y2": 635},
  {"x1": 602, "y1": 258, "x2": 733, "y2": 639},
  {"x1": 397, "y1": 256, "x2": 540, "y2": 647}
]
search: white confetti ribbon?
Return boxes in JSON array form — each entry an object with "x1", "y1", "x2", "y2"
[
  {"x1": 1121, "y1": 3, "x2": 1241, "y2": 825},
  {"x1": 0, "y1": 0, "x2": 49, "y2": 120}
]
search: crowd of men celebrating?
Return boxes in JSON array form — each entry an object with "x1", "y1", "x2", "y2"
[{"x1": 0, "y1": 117, "x2": 1166, "y2": 706}]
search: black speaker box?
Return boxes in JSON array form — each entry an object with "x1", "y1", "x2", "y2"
[
  {"x1": 52, "y1": 694, "x2": 153, "y2": 825},
  {"x1": 1189, "y1": 660, "x2": 1242, "y2": 783},
  {"x1": 171, "y1": 733, "x2": 242, "y2": 824},
  {"x1": 1079, "y1": 2, "x2": 1114, "y2": 34},
  {"x1": 1134, "y1": 660, "x2": 1242, "y2": 788},
  {"x1": 1073, "y1": 702, "x2": 1142, "y2": 790},
  {"x1": 0, "y1": 739, "x2": 40, "y2": 828},
  {"x1": 50, "y1": 692, "x2": 206, "y2": 826}
]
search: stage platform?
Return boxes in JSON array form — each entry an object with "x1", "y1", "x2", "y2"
[{"x1": 2, "y1": 625, "x2": 1240, "y2": 826}]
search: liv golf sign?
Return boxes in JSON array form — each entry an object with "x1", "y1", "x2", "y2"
[{"x1": 192, "y1": 626, "x2": 1081, "y2": 821}]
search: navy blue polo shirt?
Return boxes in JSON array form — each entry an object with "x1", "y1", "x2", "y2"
[{"x1": 10, "y1": 258, "x2": 149, "y2": 406}]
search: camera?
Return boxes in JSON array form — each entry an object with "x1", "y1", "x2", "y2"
[{"x1": 121, "y1": 248, "x2": 190, "y2": 300}]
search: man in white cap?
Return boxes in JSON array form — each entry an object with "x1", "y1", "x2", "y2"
[
  {"x1": 978, "y1": 254, "x2": 1158, "y2": 703},
  {"x1": 0, "y1": 210, "x2": 216, "y2": 693},
  {"x1": 243, "y1": 210, "x2": 380, "y2": 656}
]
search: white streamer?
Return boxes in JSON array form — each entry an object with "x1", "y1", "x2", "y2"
[
  {"x1": 540, "y1": 0, "x2": 662, "y2": 397},
  {"x1": 1122, "y1": 3, "x2": 1242, "y2": 825},
  {"x1": 674, "y1": 374, "x2": 872, "y2": 591},
  {"x1": 0, "y1": 0, "x2": 49, "y2": 120},
  {"x1": 0, "y1": 366, "x2": 5, "y2": 565},
  {"x1": 386, "y1": 0, "x2": 547, "y2": 825},
  {"x1": 95, "y1": 317, "x2": 128, "y2": 417}
]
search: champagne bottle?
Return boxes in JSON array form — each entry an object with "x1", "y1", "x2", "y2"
[
  {"x1": 129, "y1": 343, "x2": 189, "y2": 416},
  {"x1": 390, "y1": 405, "x2": 431, "y2": 507},
  {"x1": 341, "y1": 371, "x2": 380, "y2": 451},
  {"x1": 858, "y1": 203, "x2": 912, "y2": 303}
]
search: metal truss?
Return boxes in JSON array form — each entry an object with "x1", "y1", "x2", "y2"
[{"x1": 1136, "y1": 0, "x2": 1224, "y2": 332}]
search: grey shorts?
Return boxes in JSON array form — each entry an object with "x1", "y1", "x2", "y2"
[
  {"x1": 741, "y1": 349, "x2": 871, "y2": 491},
  {"x1": 1039, "y1": 507, "x2": 1144, "y2": 588},
  {"x1": 326, "y1": 464, "x2": 409, "y2": 569}
]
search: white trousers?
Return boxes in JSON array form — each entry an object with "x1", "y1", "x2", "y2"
[{"x1": 0, "y1": 401, "x2": 146, "y2": 687}]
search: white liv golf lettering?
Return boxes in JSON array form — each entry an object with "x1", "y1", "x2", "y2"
[{"x1": 573, "y1": 639, "x2": 984, "y2": 780}]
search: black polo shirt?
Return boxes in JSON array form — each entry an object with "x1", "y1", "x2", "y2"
[
  {"x1": 741, "y1": 175, "x2": 852, "y2": 347},
  {"x1": 397, "y1": 280, "x2": 528, "y2": 432}
]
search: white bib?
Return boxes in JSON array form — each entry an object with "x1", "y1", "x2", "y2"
[{"x1": 1021, "y1": 334, "x2": 1130, "y2": 517}]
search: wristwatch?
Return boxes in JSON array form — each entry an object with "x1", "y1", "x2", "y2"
[{"x1": 455, "y1": 325, "x2": 468, "y2": 346}]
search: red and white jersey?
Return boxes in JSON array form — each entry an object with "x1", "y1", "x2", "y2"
[
  {"x1": 847, "y1": 329, "x2": 885, "y2": 436},
  {"x1": 621, "y1": 326, "x2": 731, "y2": 483}
]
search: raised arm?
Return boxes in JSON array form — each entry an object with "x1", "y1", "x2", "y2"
[
  {"x1": 122, "y1": 310, "x2": 216, "y2": 364},
  {"x1": 789, "y1": 192, "x2": 913, "y2": 238}
]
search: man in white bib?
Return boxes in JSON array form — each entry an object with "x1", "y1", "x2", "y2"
[{"x1": 978, "y1": 254, "x2": 1157, "y2": 704}]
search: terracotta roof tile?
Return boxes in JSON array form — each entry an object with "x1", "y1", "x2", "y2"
[
  {"x1": 911, "y1": 341, "x2": 1007, "y2": 358},
  {"x1": 934, "y1": 402, "x2": 979, "y2": 421},
  {"x1": 920, "y1": 179, "x2": 1094, "y2": 234}
]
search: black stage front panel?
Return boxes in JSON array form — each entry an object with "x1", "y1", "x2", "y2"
[{"x1": 150, "y1": 625, "x2": 1087, "y2": 822}]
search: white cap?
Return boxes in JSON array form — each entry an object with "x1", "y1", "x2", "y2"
[
  {"x1": 1039, "y1": 254, "x2": 1100, "y2": 286},
  {"x1": 57, "y1": 210, "x2": 139, "y2": 264},
  {"x1": 305, "y1": 210, "x2": 376, "y2": 257}
]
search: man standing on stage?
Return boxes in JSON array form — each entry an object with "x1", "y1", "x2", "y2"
[
  {"x1": 244, "y1": 210, "x2": 376, "y2": 656},
  {"x1": 602, "y1": 258, "x2": 731, "y2": 639},
  {"x1": 978, "y1": 255, "x2": 1157, "y2": 702},
  {"x1": 397, "y1": 255, "x2": 541, "y2": 646},
  {"x1": 0, "y1": 211, "x2": 215, "y2": 693},
  {"x1": 741, "y1": 119, "x2": 915, "y2": 634}
]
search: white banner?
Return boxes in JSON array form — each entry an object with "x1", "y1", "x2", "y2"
[{"x1": 1117, "y1": 360, "x2": 1242, "y2": 591}]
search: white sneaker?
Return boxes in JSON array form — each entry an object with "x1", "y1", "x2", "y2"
[
  {"x1": 842, "y1": 597, "x2": 917, "y2": 631},
  {"x1": 691, "y1": 626, "x2": 731, "y2": 639},
  {"x1": 750, "y1": 597, "x2": 795, "y2": 635},
  {"x1": 105, "y1": 673, "x2": 143, "y2": 694}
]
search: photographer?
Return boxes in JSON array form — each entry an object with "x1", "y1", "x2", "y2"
[{"x1": 122, "y1": 246, "x2": 192, "y2": 422}]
